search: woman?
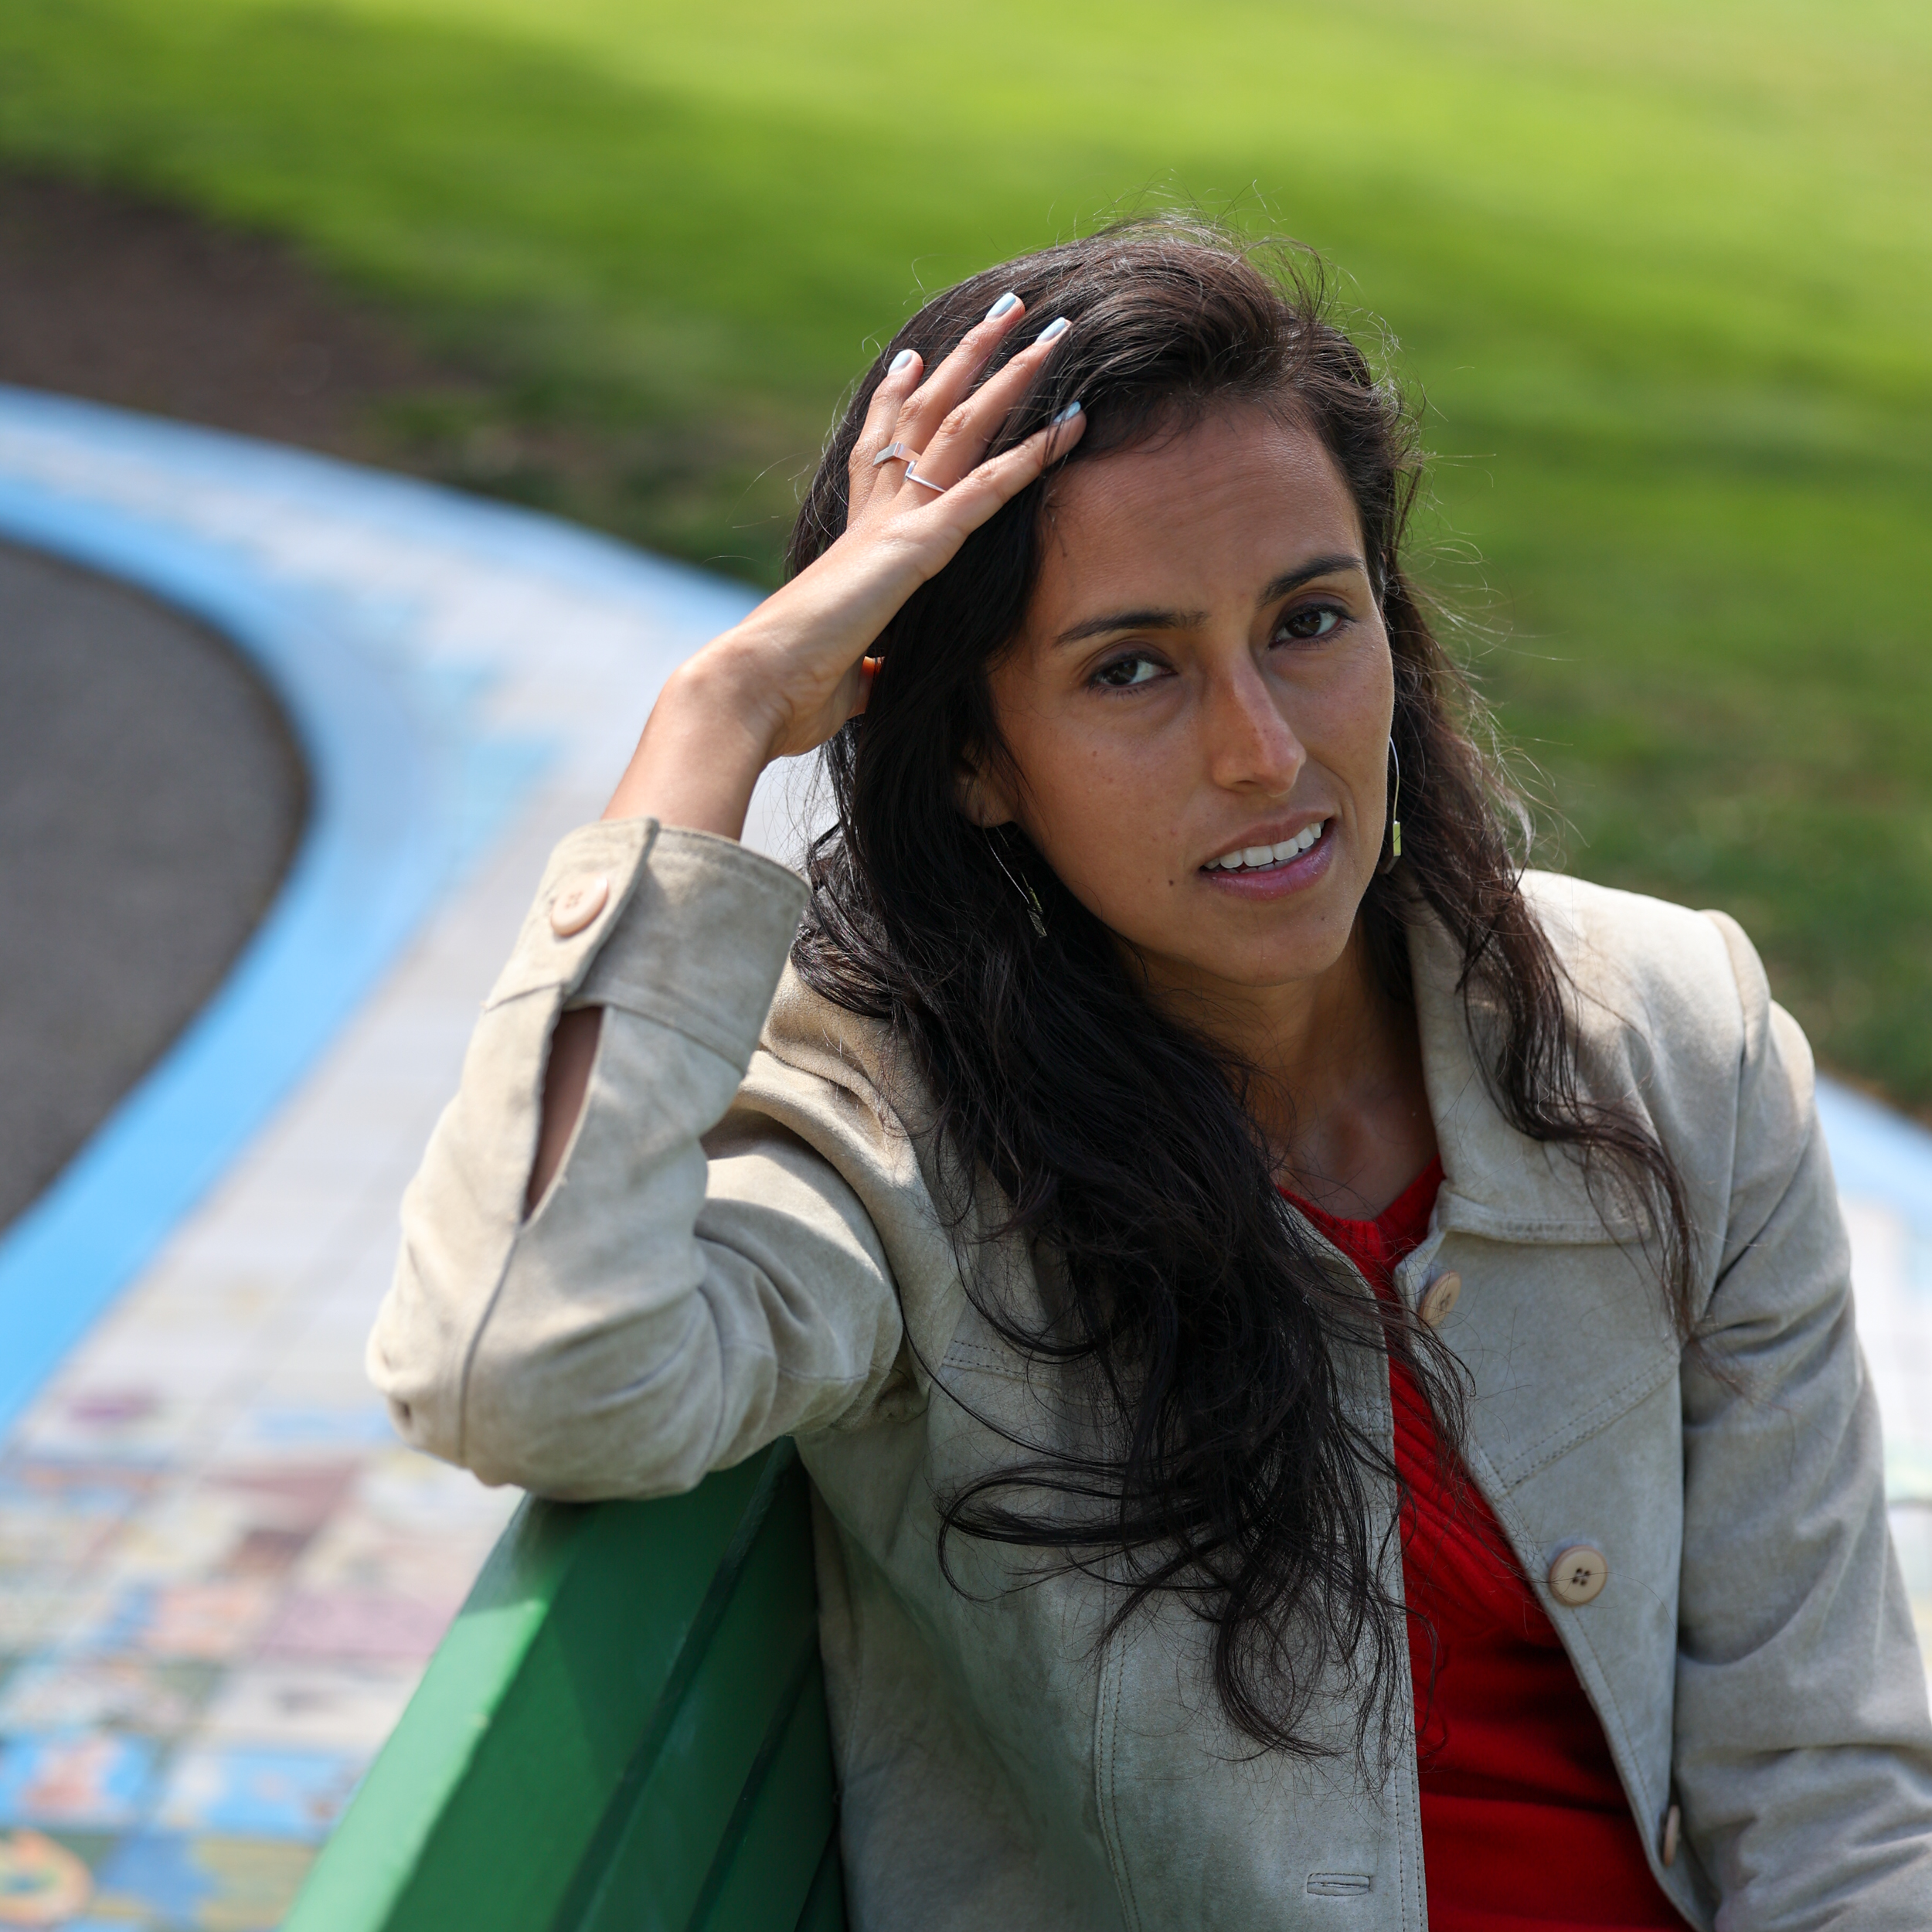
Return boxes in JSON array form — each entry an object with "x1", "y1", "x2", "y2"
[{"x1": 370, "y1": 221, "x2": 1932, "y2": 1929}]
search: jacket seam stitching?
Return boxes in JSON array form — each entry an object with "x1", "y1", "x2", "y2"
[
  {"x1": 482, "y1": 976, "x2": 570, "y2": 1015},
  {"x1": 452, "y1": 1233, "x2": 526, "y2": 1475},
  {"x1": 453, "y1": 982, "x2": 596, "y2": 1469},
  {"x1": 939, "y1": 1342, "x2": 1036, "y2": 1385},
  {"x1": 1439, "y1": 1211, "x2": 1640, "y2": 1244},
  {"x1": 1104, "y1": 1638, "x2": 1145, "y2": 1932},
  {"x1": 1491, "y1": 1352, "x2": 1677, "y2": 1486},
  {"x1": 593, "y1": 995, "x2": 764, "y2": 1073},
  {"x1": 1403, "y1": 1737, "x2": 1416, "y2": 1925}
]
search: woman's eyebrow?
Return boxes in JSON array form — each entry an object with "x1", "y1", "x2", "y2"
[
  {"x1": 1051, "y1": 554, "x2": 1368, "y2": 649},
  {"x1": 1254, "y1": 554, "x2": 1368, "y2": 607},
  {"x1": 1052, "y1": 604, "x2": 1205, "y2": 648}
]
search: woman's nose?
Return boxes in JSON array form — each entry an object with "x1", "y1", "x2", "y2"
[{"x1": 1206, "y1": 660, "x2": 1304, "y2": 796}]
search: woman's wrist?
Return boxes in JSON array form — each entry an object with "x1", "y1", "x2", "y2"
[{"x1": 602, "y1": 648, "x2": 784, "y2": 839}]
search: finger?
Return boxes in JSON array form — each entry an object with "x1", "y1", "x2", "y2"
[
  {"x1": 904, "y1": 402, "x2": 1087, "y2": 539},
  {"x1": 852, "y1": 348, "x2": 923, "y2": 467},
  {"x1": 847, "y1": 348, "x2": 924, "y2": 517},
  {"x1": 892, "y1": 291, "x2": 1030, "y2": 452},
  {"x1": 910, "y1": 316, "x2": 1073, "y2": 490}
]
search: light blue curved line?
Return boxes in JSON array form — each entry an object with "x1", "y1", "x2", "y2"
[
  {"x1": 1816, "y1": 1080, "x2": 1932, "y2": 1243},
  {"x1": 0, "y1": 386, "x2": 761, "y2": 645},
  {"x1": 0, "y1": 478, "x2": 450, "y2": 1436}
]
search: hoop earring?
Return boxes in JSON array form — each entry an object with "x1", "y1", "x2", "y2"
[
  {"x1": 1379, "y1": 736, "x2": 1404, "y2": 875},
  {"x1": 988, "y1": 833, "x2": 1048, "y2": 938}
]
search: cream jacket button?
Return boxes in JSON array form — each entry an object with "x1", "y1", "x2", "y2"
[
  {"x1": 1661, "y1": 1803, "x2": 1681, "y2": 1867},
  {"x1": 1548, "y1": 1544, "x2": 1609, "y2": 1607},
  {"x1": 1417, "y1": 1270, "x2": 1461, "y2": 1327},
  {"x1": 549, "y1": 874, "x2": 610, "y2": 937}
]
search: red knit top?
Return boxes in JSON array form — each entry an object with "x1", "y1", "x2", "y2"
[{"x1": 1284, "y1": 1162, "x2": 1685, "y2": 1930}]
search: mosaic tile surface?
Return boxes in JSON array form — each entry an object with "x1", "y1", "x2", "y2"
[
  {"x1": 0, "y1": 968, "x2": 529, "y2": 1930},
  {"x1": 0, "y1": 1419, "x2": 514, "y2": 1924}
]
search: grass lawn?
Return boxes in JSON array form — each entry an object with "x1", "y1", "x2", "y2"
[{"x1": 3, "y1": 0, "x2": 1929, "y2": 1105}]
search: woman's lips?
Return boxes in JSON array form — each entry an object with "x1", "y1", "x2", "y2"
[{"x1": 1198, "y1": 817, "x2": 1337, "y2": 899}]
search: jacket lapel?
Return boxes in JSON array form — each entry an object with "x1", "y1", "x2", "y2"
[{"x1": 1407, "y1": 893, "x2": 1640, "y2": 1247}]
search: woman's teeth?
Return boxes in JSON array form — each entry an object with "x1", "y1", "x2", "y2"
[{"x1": 1209, "y1": 821, "x2": 1327, "y2": 871}]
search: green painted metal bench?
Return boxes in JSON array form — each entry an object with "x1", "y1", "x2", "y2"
[{"x1": 287, "y1": 1441, "x2": 844, "y2": 1932}]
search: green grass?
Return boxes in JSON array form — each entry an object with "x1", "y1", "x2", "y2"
[{"x1": 3, "y1": 0, "x2": 1930, "y2": 1104}]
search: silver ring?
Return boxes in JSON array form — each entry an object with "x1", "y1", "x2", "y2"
[
  {"x1": 870, "y1": 440, "x2": 917, "y2": 468},
  {"x1": 903, "y1": 461, "x2": 948, "y2": 494}
]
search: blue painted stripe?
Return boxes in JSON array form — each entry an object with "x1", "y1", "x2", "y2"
[
  {"x1": 0, "y1": 482, "x2": 454, "y2": 1434},
  {"x1": 0, "y1": 386, "x2": 760, "y2": 645},
  {"x1": 1817, "y1": 1079, "x2": 1932, "y2": 1243}
]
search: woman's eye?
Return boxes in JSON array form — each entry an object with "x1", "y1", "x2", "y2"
[
  {"x1": 1277, "y1": 604, "x2": 1344, "y2": 642},
  {"x1": 1094, "y1": 652, "x2": 1166, "y2": 689}
]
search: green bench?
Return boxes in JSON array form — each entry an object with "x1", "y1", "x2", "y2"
[{"x1": 287, "y1": 1441, "x2": 844, "y2": 1932}]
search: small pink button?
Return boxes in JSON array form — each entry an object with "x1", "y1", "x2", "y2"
[{"x1": 549, "y1": 874, "x2": 610, "y2": 937}]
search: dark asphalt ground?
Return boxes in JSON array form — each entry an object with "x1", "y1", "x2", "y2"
[{"x1": 0, "y1": 539, "x2": 306, "y2": 1231}]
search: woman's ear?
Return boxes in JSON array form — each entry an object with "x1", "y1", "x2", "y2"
[{"x1": 954, "y1": 754, "x2": 1017, "y2": 829}]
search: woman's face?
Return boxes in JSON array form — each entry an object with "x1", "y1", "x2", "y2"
[{"x1": 977, "y1": 404, "x2": 1393, "y2": 1009}]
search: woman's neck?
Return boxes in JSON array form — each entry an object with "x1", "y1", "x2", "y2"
[{"x1": 1138, "y1": 923, "x2": 1440, "y2": 1219}]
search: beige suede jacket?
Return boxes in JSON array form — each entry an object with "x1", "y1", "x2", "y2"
[{"x1": 371, "y1": 818, "x2": 1932, "y2": 1931}]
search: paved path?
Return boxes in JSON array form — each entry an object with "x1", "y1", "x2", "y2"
[
  {"x1": 0, "y1": 542, "x2": 305, "y2": 1233},
  {"x1": 0, "y1": 385, "x2": 1927, "y2": 1928}
]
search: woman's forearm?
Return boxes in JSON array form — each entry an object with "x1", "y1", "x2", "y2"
[
  {"x1": 600, "y1": 649, "x2": 786, "y2": 840},
  {"x1": 526, "y1": 1005, "x2": 603, "y2": 1213}
]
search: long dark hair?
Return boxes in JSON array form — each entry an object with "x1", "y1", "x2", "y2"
[{"x1": 789, "y1": 217, "x2": 1694, "y2": 1762}]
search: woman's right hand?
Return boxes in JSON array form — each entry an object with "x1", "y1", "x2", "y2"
[{"x1": 602, "y1": 292, "x2": 1084, "y2": 839}]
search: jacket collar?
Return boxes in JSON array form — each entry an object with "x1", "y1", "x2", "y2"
[{"x1": 1409, "y1": 878, "x2": 1638, "y2": 1246}]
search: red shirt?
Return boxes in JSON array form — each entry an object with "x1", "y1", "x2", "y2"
[{"x1": 1285, "y1": 1162, "x2": 1684, "y2": 1930}]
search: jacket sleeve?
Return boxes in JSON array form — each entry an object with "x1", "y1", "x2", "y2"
[
  {"x1": 1675, "y1": 910, "x2": 1932, "y2": 1926},
  {"x1": 366, "y1": 818, "x2": 908, "y2": 1499}
]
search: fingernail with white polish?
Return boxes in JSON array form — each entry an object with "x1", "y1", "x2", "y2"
[
  {"x1": 1051, "y1": 400, "x2": 1083, "y2": 426},
  {"x1": 888, "y1": 348, "x2": 917, "y2": 373},
  {"x1": 1036, "y1": 317, "x2": 1070, "y2": 344},
  {"x1": 985, "y1": 291, "x2": 1020, "y2": 321}
]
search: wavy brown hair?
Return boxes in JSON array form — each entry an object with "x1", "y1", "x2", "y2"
[{"x1": 790, "y1": 217, "x2": 1694, "y2": 1763}]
